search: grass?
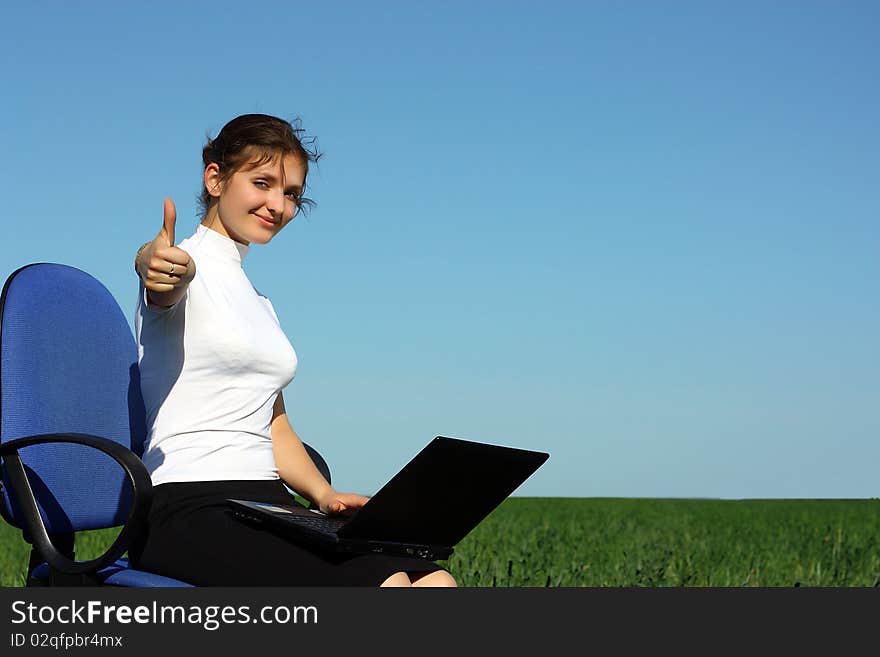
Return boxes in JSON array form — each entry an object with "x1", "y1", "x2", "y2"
[{"x1": 2, "y1": 497, "x2": 879, "y2": 587}]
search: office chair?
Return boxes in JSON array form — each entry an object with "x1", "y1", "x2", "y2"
[{"x1": 0, "y1": 263, "x2": 330, "y2": 586}]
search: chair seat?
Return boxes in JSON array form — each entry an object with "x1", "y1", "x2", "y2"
[{"x1": 30, "y1": 558, "x2": 193, "y2": 587}]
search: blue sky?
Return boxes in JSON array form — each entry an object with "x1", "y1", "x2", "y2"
[{"x1": 1, "y1": 2, "x2": 877, "y2": 498}]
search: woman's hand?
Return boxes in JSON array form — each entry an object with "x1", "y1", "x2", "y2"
[
  {"x1": 315, "y1": 489, "x2": 370, "y2": 516},
  {"x1": 136, "y1": 198, "x2": 196, "y2": 292}
]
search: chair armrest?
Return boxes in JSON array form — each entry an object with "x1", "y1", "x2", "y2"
[
  {"x1": 302, "y1": 442, "x2": 331, "y2": 486},
  {"x1": 0, "y1": 432, "x2": 152, "y2": 576}
]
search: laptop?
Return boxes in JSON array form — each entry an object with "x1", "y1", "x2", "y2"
[{"x1": 227, "y1": 436, "x2": 549, "y2": 561}]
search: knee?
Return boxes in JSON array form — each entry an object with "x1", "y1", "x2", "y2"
[
  {"x1": 380, "y1": 571, "x2": 412, "y2": 587},
  {"x1": 411, "y1": 570, "x2": 457, "y2": 587}
]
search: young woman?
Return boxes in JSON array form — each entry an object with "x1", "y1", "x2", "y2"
[{"x1": 130, "y1": 113, "x2": 456, "y2": 587}]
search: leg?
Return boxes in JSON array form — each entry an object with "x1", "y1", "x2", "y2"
[
  {"x1": 380, "y1": 571, "x2": 412, "y2": 587},
  {"x1": 410, "y1": 570, "x2": 457, "y2": 587},
  {"x1": 139, "y1": 481, "x2": 444, "y2": 586}
]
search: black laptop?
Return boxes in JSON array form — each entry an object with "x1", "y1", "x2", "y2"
[{"x1": 227, "y1": 436, "x2": 549, "y2": 561}]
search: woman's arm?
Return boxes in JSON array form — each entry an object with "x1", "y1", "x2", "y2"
[
  {"x1": 270, "y1": 391, "x2": 334, "y2": 504},
  {"x1": 271, "y1": 391, "x2": 369, "y2": 514}
]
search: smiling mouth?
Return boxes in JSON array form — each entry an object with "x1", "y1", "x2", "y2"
[{"x1": 254, "y1": 214, "x2": 278, "y2": 226}]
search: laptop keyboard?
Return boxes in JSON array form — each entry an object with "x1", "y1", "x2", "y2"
[{"x1": 287, "y1": 514, "x2": 349, "y2": 533}]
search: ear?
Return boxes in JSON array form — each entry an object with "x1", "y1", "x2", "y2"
[{"x1": 204, "y1": 163, "x2": 224, "y2": 199}]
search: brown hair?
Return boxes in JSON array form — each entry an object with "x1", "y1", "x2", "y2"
[{"x1": 197, "y1": 113, "x2": 322, "y2": 219}]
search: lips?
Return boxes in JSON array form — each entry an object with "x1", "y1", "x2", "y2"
[{"x1": 254, "y1": 213, "x2": 278, "y2": 227}]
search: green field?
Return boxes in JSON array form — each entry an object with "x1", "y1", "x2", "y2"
[{"x1": 2, "y1": 497, "x2": 879, "y2": 587}]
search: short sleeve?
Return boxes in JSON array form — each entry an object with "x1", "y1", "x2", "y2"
[
  {"x1": 252, "y1": 285, "x2": 281, "y2": 324},
  {"x1": 260, "y1": 295, "x2": 281, "y2": 324}
]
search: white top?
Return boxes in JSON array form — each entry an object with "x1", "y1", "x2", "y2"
[{"x1": 134, "y1": 224, "x2": 298, "y2": 485}]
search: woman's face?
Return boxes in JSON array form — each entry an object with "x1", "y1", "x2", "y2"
[{"x1": 203, "y1": 152, "x2": 307, "y2": 245}]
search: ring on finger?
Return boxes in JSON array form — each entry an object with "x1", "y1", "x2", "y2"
[{"x1": 169, "y1": 263, "x2": 175, "y2": 276}]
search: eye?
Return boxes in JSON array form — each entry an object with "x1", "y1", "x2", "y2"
[{"x1": 254, "y1": 180, "x2": 269, "y2": 189}]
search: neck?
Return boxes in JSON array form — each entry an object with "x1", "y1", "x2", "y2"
[{"x1": 201, "y1": 209, "x2": 249, "y2": 246}]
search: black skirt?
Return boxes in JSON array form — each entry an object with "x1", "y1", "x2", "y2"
[{"x1": 128, "y1": 479, "x2": 447, "y2": 586}]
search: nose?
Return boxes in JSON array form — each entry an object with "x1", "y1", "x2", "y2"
[{"x1": 265, "y1": 186, "x2": 285, "y2": 217}]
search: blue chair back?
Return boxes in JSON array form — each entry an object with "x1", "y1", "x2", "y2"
[{"x1": 0, "y1": 263, "x2": 147, "y2": 533}]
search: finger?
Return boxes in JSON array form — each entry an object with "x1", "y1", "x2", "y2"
[
  {"x1": 145, "y1": 266, "x2": 180, "y2": 285},
  {"x1": 147, "y1": 256, "x2": 190, "y2": 285},
  {"x1": 162, "y1": 246, "x2": 192, "y2": 266},
  {"x1": 158, "y1": 197, "x2": 176, "y2": 247},
  {"x1": 147, "y1": 253, "x2": 187, "y2": 277},
  {"x1": 148, "y1": 252, "x2": 190, "y2": 278},
  {"x1": 144, "y1": 281, "x2": 175, "y2": 293}
]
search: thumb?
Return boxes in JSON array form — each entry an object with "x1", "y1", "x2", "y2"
[{"x1": 159, "y1": 197, "x2": 176, "y2": 247}]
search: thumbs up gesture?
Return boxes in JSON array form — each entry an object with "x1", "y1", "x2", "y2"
[{"x1": 135, "y1": 198, "x2": 196, "y2": 294}]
